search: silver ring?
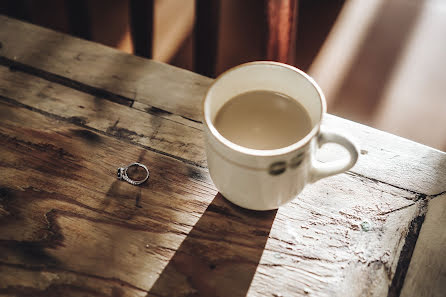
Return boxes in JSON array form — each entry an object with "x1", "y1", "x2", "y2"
[{"x1": 117, "y1": 162, "x2": 149, "y2": 185}]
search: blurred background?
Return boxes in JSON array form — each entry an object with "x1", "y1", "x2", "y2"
[{"x1": 1, "y1": 0, "x2": 445, "y2": 151}]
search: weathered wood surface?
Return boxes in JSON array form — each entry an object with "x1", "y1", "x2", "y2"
[
  {"x1": 322, "y1": 115, "x2": 446, "y2": 196},
  {"x1": 0, "y1": 98, "x2": 425, "y2": 297},
  {"x1": 0, "y1": 64, "x2": 444, "y2": 196},
  {"x1": 0, "y1": 14, "x2": 212, "y2": 123},
  {"x1": 0, "y1": 15, "x2": 445, "y2": 297},
  {"x1": 1, "y1": 14, "x2": 445, "y2": 195},
  {"x1": 0, "y1": 65, "x2": 206, "y2": 167}
]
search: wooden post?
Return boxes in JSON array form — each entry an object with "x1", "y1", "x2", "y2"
[
  {"x1": 266, "y1": 0, "x2": 298, "y2": 64},
  {"x1": 129, "y1": 0, "x2": 154, "y2": 58},
  {"x1": 194, "y1": 0, "x2": 220, "y2": 78}
]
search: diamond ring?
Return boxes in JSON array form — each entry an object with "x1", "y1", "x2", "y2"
[{"x1": 117, "y1": 162, "x2": 149, "y2": 185}]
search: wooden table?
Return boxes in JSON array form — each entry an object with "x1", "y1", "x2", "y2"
[{"x1": 0, "y1": 16, "x2": 445, "y2": 297}]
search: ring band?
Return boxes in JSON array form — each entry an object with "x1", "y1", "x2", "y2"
[{"x1": 117, "y1": 162, "x2": 149, "y2": 185}]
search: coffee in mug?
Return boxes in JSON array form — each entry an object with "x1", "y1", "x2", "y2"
[{"x1": 214, "y1": 90, "x2": 312, "y2": 150}]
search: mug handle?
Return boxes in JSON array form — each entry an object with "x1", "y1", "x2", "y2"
[{"x1": 310, "y1": 128, "x2": 359, "y2": 183}]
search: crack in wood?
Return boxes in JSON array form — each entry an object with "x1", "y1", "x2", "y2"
[
  {"x1": 266, "y1": 246, "x2": 347, "y2": 264},
  {"x1": 145, "y1": 106, "x2": 173, "y2": 117},
  {"x1": 0, "y1": 57, "x2": 204, "y2": 127},
  {"x1": 132, "y1": 101, "x2": 203, "y2": 131},
  {"x1": 346, "y1": 171, "x2": 426, "y2": 197},
  {"x1": 0, "y1": 95, "x2": 207, "y2": 169},
  {"x1": 429, "y1": 190, "x2": 446, "y2": 199},
  {"x1": 181, "y1": 115, "x2": 203, "y2": 124},
  {"x1": 0, "y1": 56, "x2": 133, "y2": 107},
  {"x1": 387, "y1": 200, "x2": 428, "y2": 297},
  {"x1": 377, "y1": 203, "x2": 416, "y2": 216}
]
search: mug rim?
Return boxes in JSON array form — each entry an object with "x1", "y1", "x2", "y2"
[{"x1": 203, "y1": 61, "x2": 327, "y2": 157}]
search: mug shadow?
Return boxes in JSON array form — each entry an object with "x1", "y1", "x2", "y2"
[{"x1": 146, "y1": 193, "x2": 277, "y2": 297}]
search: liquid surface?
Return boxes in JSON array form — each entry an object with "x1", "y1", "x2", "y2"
[{"x1": 214, "y1": 90, "x2": 312, "y2": 150}]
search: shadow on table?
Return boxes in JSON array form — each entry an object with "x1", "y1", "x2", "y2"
[{"x1": 146, "y1": 193, "x2": 277, "y2": 297}]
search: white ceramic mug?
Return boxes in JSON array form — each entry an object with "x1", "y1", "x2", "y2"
[{"x1": 203, "y1": 62, "x2": 359, "y2": 210}]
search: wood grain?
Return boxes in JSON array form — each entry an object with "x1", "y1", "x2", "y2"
[
  {"x1": 0, "y1": 62, "x2": 445, "y2": 197},
  {"x1": 1, "y1": 16, "x2": 445, "y2": 196},
  {"x1": 0, "y1": 15, "x2": 445, "y2": 296},
  {"x1": 0, "y1": 100, "x2": 215, "y2": 293},
  {"x1": 0, "y1": 14, "x2": 213, "y2": 122},
  {"x1": 322, "y1": 115, "x2": 446, "y2": 196},
  {"x1": 0, "y1": 87, "x2": 426, "y2": 296},
  {"x1": 0, "y1": 65, "x2": 206, "y2": 167},
  {"x1": 399, "y1": 194, "x2": 446, "y2": 297}
]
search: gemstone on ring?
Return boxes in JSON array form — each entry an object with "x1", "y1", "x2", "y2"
[{"x1": 117, "y1": 167, "x2": 125, "y2": 180}]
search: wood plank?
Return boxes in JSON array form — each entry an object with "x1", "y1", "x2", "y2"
[
  {"x1": 266, "y1": 0, "x2": 298, "y2": 64},
  {"x1": 399, "y1": 194, "x2": 446, "y2": 297},
  {"x1": 129, "y1": 0, "x2": 154, "y2": 58},
  {"x1": 0, "y1": 14, "x2": 444, "y2": 296},
  {"x1": 322, "y1": 115, "x2": 446, "y2": 196},
  {"x1": 0, "y1": 100, "x2": 215, "y2": 295},
  {"x1": 194, "y1": 0, "x2": 220, "y2": 77},
  {"x1": 0, "y1": 62, "x2": 445, "y2": 196},
  {"x1": 0, "y1": 14, "x2": 213, "y2": 122},
  {"x1": 0, "y1": 65, "x2": 206, "y2": 167},
  {"x1": 0, "y1": 91, "x2": 425, "y2": 296}
]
